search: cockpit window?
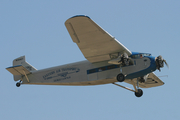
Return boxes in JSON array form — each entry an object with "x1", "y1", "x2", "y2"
[
  {"x1": 142, "y1": 53, "x2": 151, "y2": 56},
  {"x1": 131, "y1": 53, "x2": 151, "y2": 59}
]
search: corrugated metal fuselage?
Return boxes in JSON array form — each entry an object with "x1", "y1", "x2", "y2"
[{"x1": 22, "y1": 56, "x2": 157, "y2": 86}]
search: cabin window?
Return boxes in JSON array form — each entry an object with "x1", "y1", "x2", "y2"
[
  {"x1": 107, "y1": 65, "x2": 118, "y2": 69},
  {"x1": 99, "y1": 67, "x2": 106, "y2": 71},
  {"x1": 87, "y1": 65, "x2": 119, "y2": 74},
  {"x1": 88, "y1": 69, "x2": 97, "y2": 74}
]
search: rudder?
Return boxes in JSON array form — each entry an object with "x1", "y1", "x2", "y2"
[
  {"x1": 6, "y1": 56, "x2": 37, "y2": 81},
  {"x1": 13, "y1": 56, "x2": 37, "y2": 71}
]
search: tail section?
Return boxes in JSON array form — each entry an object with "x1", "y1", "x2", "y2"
[
  {"x1": 13, "y1": 56, "x2": 37, "y2": 71},
  {"x1": 6, "y1": 56, "x2": 37, "y2": 81}
]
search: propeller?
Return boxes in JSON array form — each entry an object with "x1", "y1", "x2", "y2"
[{"x1": 156, "y1": 55, "x2": 169, "y2": 71}]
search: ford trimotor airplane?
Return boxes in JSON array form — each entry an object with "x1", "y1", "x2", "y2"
[{"x1": 6, "y1": 15, "x2": 168, "y2": 97}]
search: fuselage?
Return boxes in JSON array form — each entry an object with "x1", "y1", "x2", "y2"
[{"x1": 21, "y1": 52, "x2": 157, "y2": 86}]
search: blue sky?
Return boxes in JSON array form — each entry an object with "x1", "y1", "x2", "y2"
[{"x1": 1, "y1": 0, "x2": 180, "y2": 120}]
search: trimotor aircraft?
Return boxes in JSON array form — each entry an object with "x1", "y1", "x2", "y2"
[{"x1": 6, "y1": 15, "x2": 168, "y2": 97}]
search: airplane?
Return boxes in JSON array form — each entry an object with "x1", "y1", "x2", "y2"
[{"x1": 6, "y1": 15, "x2": 168, "y2": 97}]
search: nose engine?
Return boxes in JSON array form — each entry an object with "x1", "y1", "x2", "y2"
[{"x1": 155, "y1": 55, "x2": 169, "y2": 71}]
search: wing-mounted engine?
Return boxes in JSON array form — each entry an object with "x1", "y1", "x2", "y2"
[
  {"x1": 108, "y1": 53, "x2": 133, "y2": 66},
  {"x1": 108, "y1": 53, "x2": 133, "y2": 83},
  {"x1": 138, "y1": 74, "x2": 149, "y2": 83}
]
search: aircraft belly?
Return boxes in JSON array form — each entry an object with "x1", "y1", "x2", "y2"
[{"x1": 23, "y1": 79, "x2": 117, "y2": 86}]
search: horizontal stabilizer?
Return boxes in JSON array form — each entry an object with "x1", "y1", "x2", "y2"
[
  {"x1": 6, "y1": 56, "x2": 37, "y2": 81},
  {"x1": 6, "y1": 65, "x2": 31, "y2": 76}
]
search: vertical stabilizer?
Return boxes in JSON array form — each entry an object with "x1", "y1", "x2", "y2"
[
  {"x1": 6, "y1": 56, "x2": 37, "y2": 81},
  {"x1": 13, "y1": 56, "x2": 37, "y2": 72}
]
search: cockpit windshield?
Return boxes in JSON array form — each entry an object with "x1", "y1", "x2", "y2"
[
  {"x1": 142, "y1": 53, "x2": 151, "y2": 56},
  {"x1": 131, "y1": 53, "x2": 151, "y2": 59}
]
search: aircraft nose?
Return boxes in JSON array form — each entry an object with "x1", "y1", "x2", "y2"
[
  {"x1": 155, "y1": 55, "x2": 169, "y2": 71},
  {"x1": 148, "y1": 56, "x2": 157, "y2": 72}
]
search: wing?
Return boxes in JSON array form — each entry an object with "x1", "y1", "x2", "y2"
[
  {"x1": 65, "y1": 15, "x2": 131, "y2": 63},
  {"x1": 125, "y1": 73, "x2": 165, "y2": 88}
]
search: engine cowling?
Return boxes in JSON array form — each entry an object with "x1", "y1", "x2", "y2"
[
  {"x1": 156, "y1": 55, "x2": 169, "y2": 71},
  {"x1": 108, "y1": 53, "x2": 132, "y2": 66}
]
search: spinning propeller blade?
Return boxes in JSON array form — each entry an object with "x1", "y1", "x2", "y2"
[{"x1": 156, "y1": 55, "x2": 169, "y2": 71}]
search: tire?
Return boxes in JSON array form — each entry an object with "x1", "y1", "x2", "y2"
[
  {"x1": 117, "y1": 73, "x2": 125, "y2": 82},
  {"x1": 16, "y1": 82, "x2": 21, "y2": 87},
  {"x1": 135, "y1": 89, "x2": 143, "y2": 97}
]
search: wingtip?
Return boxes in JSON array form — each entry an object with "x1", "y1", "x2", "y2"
[
  {"x1": 65, "y1": 15, "x2": 91, "y2": 25},
  {"x1": 69, "y1": 15, "x2": 90, "y2": 19}
]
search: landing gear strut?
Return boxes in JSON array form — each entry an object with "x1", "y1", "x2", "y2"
[
  {"x1": 131, "y1": 79, "x2": 143, "y2": 97},
  {"x1": 113, "y1": 79, "x2": 143, "y2": 97}
]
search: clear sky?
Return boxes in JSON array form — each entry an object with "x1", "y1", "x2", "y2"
[{"x1": 1, "y1": 0, "x2": 180, "y2": 120}]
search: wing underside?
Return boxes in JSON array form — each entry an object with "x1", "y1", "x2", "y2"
[
  {"x1": 124, "y1": 73, "x2": 164, "y2": 88},
  {"x1": 65, "y1": 15, "x2": 131, "y2": 63}
]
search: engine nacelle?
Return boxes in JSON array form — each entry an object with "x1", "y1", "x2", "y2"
[
  {"x1": 138, "y1": 74, "x2": 149, "y2": 83},
  {"x1": 108, "y1": 53, "x2": 133, "y2": 66},
  {"x1": 108, "y1": 57, "x2": 121, "y2": 65}
]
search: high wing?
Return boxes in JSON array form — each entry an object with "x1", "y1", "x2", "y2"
[
  {"x1": 65, "y1": 15, "x2": 131, "y2": 63},
  {"x1": 125, "y1": 73, "x2": 164, "y2": 88}
]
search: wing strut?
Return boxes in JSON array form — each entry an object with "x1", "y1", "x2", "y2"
[
  {"x1": 22, "y1": 70, "x2": 30, "y2": 83},
  {"x1": 112, "y1": 83, "x2": 135, "y2": 92},
  {"x1": 16, "y1": 70, "x2": 30, "y2": 87}
]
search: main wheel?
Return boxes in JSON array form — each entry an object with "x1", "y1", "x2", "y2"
[
  {"x1": 16, "y1": 82, "x2": 21, "y2": 87},
  {"x1": 135, "y1": 89, "x2": 143, "y2": 97},
  {"x1": 116, "y1": 73, "x2": 125, "y2": 82}
]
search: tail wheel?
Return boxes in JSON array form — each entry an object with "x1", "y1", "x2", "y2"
[
  {"x1": 135, "y1": 89, "x2": 143, "y2": 97},
  {"x1": 117, "y1": 73, "x2": 125, "y2": 82},
  {"x1": 16, "y1": 82, "x2": 21, "y2": 87}
]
